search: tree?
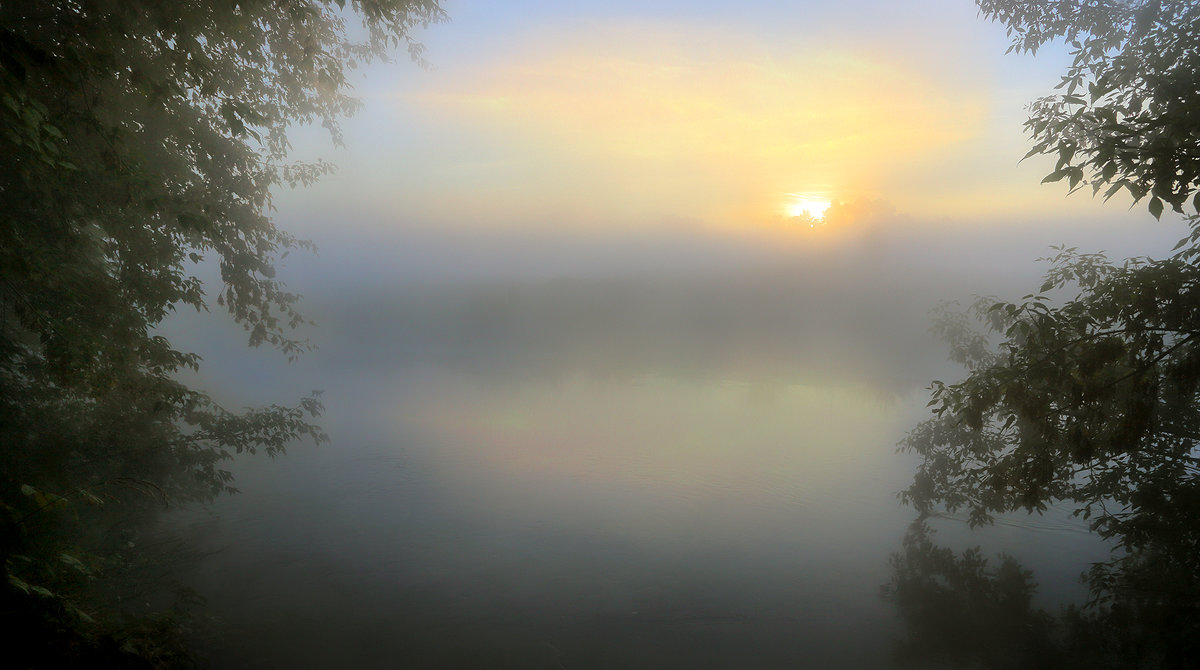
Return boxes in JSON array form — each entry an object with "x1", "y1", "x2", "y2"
[
  {"x1": 901, "y1": 259, "x2": 1200, "y2": 664},
  {"x1": 978, "y1": 0, "x2": 1200, "y2": 218},
  {"x1": 0, "y1": 0, "x2": 443, "y2": 663},
  {"x1": 886, "y1": 520, "x2": 1195, "y2": 669},
  {"x1": 899, "y1": 1, "x2": 1200, "y2": 664}
]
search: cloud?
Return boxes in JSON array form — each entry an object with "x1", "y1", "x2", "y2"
[{"x1": 395, "y1": 21, "x2": 987, "y2": 228}]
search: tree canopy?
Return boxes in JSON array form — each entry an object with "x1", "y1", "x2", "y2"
[
  {"x1": 899, "y1": 1, "x2": 1200, "y2": 664},
  {"x1": 1, "y1": 0, "x2": 443, "y2": 664},
  {"x1": 977, "y1": 0, "x2": 1200, "y2": 218}
]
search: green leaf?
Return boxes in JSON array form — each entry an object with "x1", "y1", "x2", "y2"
[
  {"x1": 1149, "y1": 196, "x2": 1164, "y2": 219},
  {"x1": 1067, "y1": 167, "x2": 1083, "y2": 190},
  {"x1": 1102, "y1": 181, "x2": 1125, "y2": 201},
  {"x1": 60, "y1": 553, "x2": 90, "y2": 574},
  {"x1": 8, "y1": 574, "x2": 31, "y2": 594}
]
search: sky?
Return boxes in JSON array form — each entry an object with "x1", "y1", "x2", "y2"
[{"x1": 270, "y1": 0, "x2": 1163, "y2": 241}]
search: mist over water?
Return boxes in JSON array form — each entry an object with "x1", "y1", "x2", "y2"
[{"x1": 163, "y1": 214, "x2": 1178, "y2": 667}]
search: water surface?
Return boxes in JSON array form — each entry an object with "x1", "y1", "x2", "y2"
[{"x1": 165, "y1": 230, "x2": 1129, "y2": 668}]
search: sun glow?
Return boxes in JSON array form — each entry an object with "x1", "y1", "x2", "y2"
[
  {"x1": 786, "y1": 196, "x2": 832, "y2": 220},
  {"x1": 400, "y1": 24, "x2": 989, "y2": 229}
]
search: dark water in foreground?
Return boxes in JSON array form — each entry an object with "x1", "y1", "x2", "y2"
[
  {"x1": 170, "y1": 375, "x2": 1105, "y2": 667},
  {"x1": 176, "y1": 376, "x2": 924, "y2": 668},
  {"x1": 173, "y1": 374, "x2": 1105, "y2": 668}
]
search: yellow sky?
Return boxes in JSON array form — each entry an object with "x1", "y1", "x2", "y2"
[
  {"x1": 391, "y1": 23, "x2": 993, "y2": 229},
  {"x1": 283, "y1": 16, "x2": 1124, "y2": 236}
]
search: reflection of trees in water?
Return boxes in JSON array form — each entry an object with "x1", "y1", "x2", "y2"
[
  {"x1": 885, "y1": 520, "x2": 1200, "y2": 670},
  {"x1": 884, "y1": 521, "x2": 1059, "y2": 669}
]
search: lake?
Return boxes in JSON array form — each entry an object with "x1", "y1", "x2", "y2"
[{"x1": 161, "y1": 225, "x2": 1146, "y2": 668}]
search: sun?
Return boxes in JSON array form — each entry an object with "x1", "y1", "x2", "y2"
[{"x1": 785, "y1": 195, "x2": 832, "y2": 220}]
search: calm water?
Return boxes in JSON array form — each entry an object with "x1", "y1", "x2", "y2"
[
  {"x1": 177, "y1": 375, "x2": 916, "y2": 668},
  {"x1": 161, "y1": 233, "x2": 1128, "y2": 668}
]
